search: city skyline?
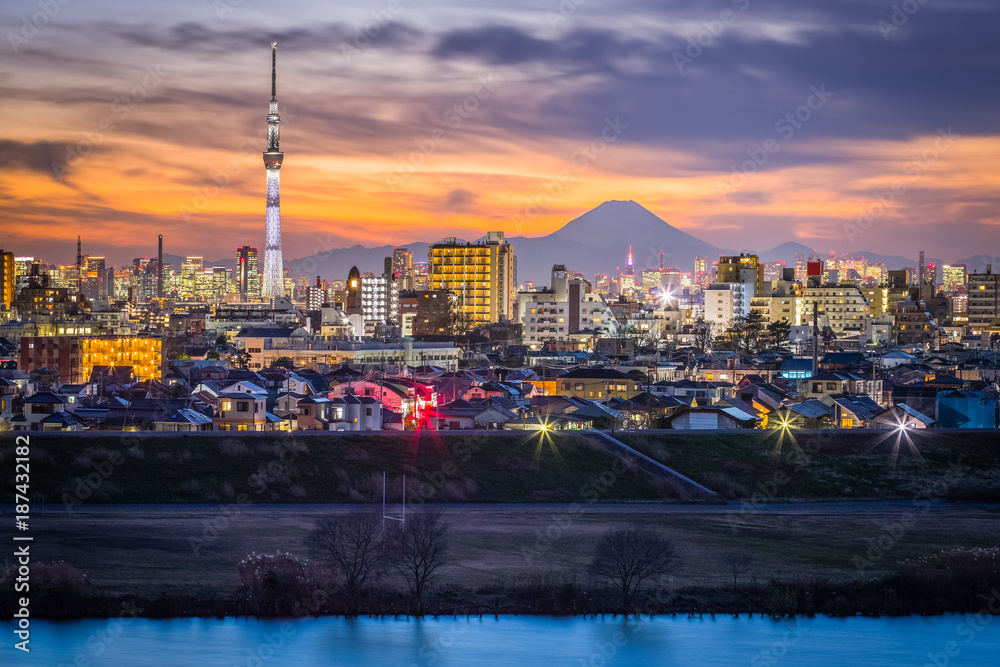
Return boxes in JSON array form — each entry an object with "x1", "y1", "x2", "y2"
[
  {"x1": 2, "y1": 1, "x2": 1000, "y2": 658},
  {"x1": 3, "y1": 0, "x2": 1000, "y2": 265}
]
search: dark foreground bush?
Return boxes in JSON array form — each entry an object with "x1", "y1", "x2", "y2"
[
  {"x1": 0, "y1": 561, "x2": 102, "y2": 618},
  {"x1": 237, "y1": 552, "x2": 314, "y2": 617}
]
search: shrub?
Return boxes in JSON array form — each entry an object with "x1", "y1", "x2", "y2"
[
  {"x1": 0, "y1": 561, "x2": 100, "y2": 617},
  {"x1": 237, "y1": 552, "x2": 312, "y2": 616}
]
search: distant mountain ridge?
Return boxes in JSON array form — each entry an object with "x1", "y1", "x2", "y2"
[{"x1": 281, "y1": 201, "x2": 994, "y2": 284}]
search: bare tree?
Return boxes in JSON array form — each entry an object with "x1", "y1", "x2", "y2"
[
  {"x1": 720, "y1": 549, "x2": 755, "y2": 590},
  {"x1": 693, "y1": 318, "x2": 717, "y2": 353},
  {"x1": 391, "y1": 509, "x2": 449, "y2": 615},
  {"x1": 307, "y1": 509, "x2": 388, "y2": 615},
  {"x1": 590, "y1": 526, "x2": 678, "y2": 612}
]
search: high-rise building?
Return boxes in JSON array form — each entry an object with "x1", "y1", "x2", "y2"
[
  {"x1": 801, "y1": 285, "x2": 870, "y2": 335},
  {"x1": 412, "y1": 262, "x2": 430, "y2": 291},
  {"x1": 0, "y1": 250, "x2": 14, "y2": 310},
  {"x1": 717, "y1": 254, "x2": 763, "y2": 297},
  {"x1": 392, "y1": 248, "x2": 414, "y2": 291},
  {"x1": 345, "y1": 267, "x2": 362, "y2": 316},
  {"x1": 704, "y1": 282, "x2": 752, "y2": 329},
  {"x1": 429, "y1": 231, "x2": 515, "y2": 325},
  {"x1": 518, "y1": 265, "x2": 618, "y2": 347},
  {"x1": 81, "y1": 256, "x2": 106, "y2": 299},
  {"x1": 261, "y1": 42, "x2": 285, "y2": 300},
  {"x1": 283, "y1": 267, "x2": 294, "y2": 301},
  {"x1": 210, "y1": 266, "x2": 231, "y2": 301},
  {"x1": 236, "y1": 245, "x2": 261, "y2": 301},
  {"x1": 81, "y1": 337, "x2": 163, "y2": 382},
  {"x1": 180, "y1": 257, "x2": 203, "y2": 300},
  {"x1": 305, "y1": 276, "x2": 328, "y2": 311},
  {"x1": 399, "y1": 289, "x2": 456, "y2": 336},
  {"x1": 619, "y1": 246, "x2": 637, "y2": 297},
  {"x1": 660, "y1": 268, "x2": 682, "y2": 296},
  {"x1": 942, "y1": 264, "x2": 967, "y2": 294},
  {"x1": 360, "y1": 258, "x2": 399, "y2": 325},
  {"x1": 641, "y1": 269, "x2": 661, "y2": 293},
  {"x1": 131, "y1": 258, "x2": 160, "y2": 303},
  {"x1": 968, "y1": 265, "x2": 998, "y2": 334},
  {"x1": 762, "y1": 261, "x2": 784, "y2": 283},
  {"x1": 693, "y1": 257, "x2": 709, "y2": 289}
]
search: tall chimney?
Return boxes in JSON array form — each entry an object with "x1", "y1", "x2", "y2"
[
  {"x1": 76, "y1": 235, "x2": 83, "y2": 293},
  {"x1": 157, "y1": 235, "x2": 163, "y2": 298}
]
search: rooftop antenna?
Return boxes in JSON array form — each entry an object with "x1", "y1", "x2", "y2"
[{"x1": 271, "y1": 41, "x2": 277, "y2": 101}]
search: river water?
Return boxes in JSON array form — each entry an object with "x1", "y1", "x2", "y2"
[{"x1": 5, "y1": 614, "x2": 999, "y2": 666}]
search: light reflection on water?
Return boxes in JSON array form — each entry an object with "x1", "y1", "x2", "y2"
[{"x1": 4, "y1": 614, "x2": 998, "y2": 667}]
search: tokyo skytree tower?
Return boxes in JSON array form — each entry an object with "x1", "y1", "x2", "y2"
[{"x1": 261, "y1": 41, "x2": 284, "y2": 300}]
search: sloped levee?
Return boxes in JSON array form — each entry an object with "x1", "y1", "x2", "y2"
[{"x1": 584, "y1": 430, "x2": 726, "y2": 504}]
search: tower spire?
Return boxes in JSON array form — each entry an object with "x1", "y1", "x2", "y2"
[{"x1": 261, "y1": 41, "x2": 285, "y2": 301}]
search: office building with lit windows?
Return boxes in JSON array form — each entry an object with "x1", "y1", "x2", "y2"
[
  {"x1": 968, "y1": 266, "x2": 998, "y2": 334},
  {"x1": 80, "y1": 337, "x2": 163, "y2": 382},
  {"x1": 429, "y1": 231, "x2": 515, "y2": 325},
  {"x1": 801, "y1": 286, "x2": 870, "y2": 335},
  {"x1": 0, "y1": 250, "x2": 13, "y2": 310},
  {"x1": 237, "y1": 246, "x2": 261, "y2": 301},
  {"x1": 942, "y1": 264, "x2": 967, "y2": 294}
]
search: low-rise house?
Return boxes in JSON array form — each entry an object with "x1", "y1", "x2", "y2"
[
  {"x1": 331, "y1": 378, "x2": 426, "y2": 421},
  {"x1": 922, "y1": 375, "x2": 968, "y2": 391},
  {"x1": 214, "y1": 391, "x2": 270, "y2": 431},
  {"x1": 12, "y1": 392, "x2": 82, "y2": 431},
  {"x1": 328, "y1": 395, "x2": 382, "y2": 431},
  {"x1": 936, "y1": 390, "x2": 999, "y2": 429},
  {"x1": 464, "y1": 381, "x2": 527, "y2": 405},
  {"x1": 820, "y1": 393, "x2": 883, "y2": 429},
  {"x1": 819, "y1": 352, "x2": 866, "y2": 371},
  {"x1": 661, "y1": 405, "x2": 760, "y2": 430},
  {"x1": 891, "y1": 385, "x2": 939, "y2": 420},
  {"x1": 800, "y1": 373, "x2": 881, "y2": 402},
  {"x1": 505, "y1": 414, "x2": 592, "y2": 430},
  {"x1": 0, "y1": 377, "x2": 16, "y2": 426},
  {"x1": 651, "y1": 380, "x2": 736, "y2": 404},
  {"x1": 295, "y1": 394, "x2": 331, "y2": 430},
  {"x1": 614, "y1": 392, "x2": 684, "y2": 428},
  {"x1": 872, "y1": 404, "x2": 935, "y2": 429},
  {"x1": 556, "y1": 367, "x2": 643, "y2": 400},
  {"x1": 880, "y1": 350, "x2": 917, "y2": 368},
  {"x1": 155, "y1": 409, "x2": 214, "y2": 432},
  {"x1": 430, "y1": 399, "x2": 517, "y2": 430},
  {"x1": 717, "y1": 396, "x2": 769, "y2": 424},
  {"x1": 529, "y1": 395, "x2": 624, "y2": 426},
  {"x1": 773, "y1": 400, "x2": 835, "y2": 429}
]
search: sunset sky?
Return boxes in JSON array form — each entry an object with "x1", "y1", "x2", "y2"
[{"x1": 2, "y1": 0, "x2": 999, "y2": 266}]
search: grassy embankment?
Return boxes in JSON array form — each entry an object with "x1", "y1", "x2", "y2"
[
  {"x1": 3, "y1": 429, "x2": 1000, "y2": 504},
  {"x1": 619, "y1": 429, "x2": 1000, "y2": 502}
]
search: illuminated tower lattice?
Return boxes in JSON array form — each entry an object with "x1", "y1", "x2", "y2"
[{"x1": 261, "y1": 41, "x2": 285, "y2": 300}]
